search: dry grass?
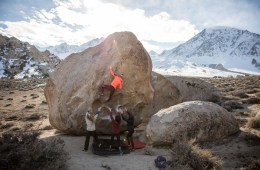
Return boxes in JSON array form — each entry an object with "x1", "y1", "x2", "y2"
[
  {"x1": 242, "y1": 133, "x2": 260, "y2": 146},
  {"x1": 0, "y1": 123, "x2": 14, "y2": 130},
  {"x1": 247, "y1": 116, "x2": 260, "y2": 129},
  {"x1": 0, "y1": 131, "x2": 68, "y2": 170},
  {"x1": 171, "y1": 141, "x2": 222, "y2": 170},
  {"x1": 240, "y1": 159, "x2": 260, "y2": 170},
  {"x1": 245, "y1": 98, "x2": 260, "y2": 104}
]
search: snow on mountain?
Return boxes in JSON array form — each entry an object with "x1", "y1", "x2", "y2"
[
  {"x1": 0, "y1": 34, "x2": 60, "y2": 79},
  {"x1": 150, "y1": 51, "x2": 242, "y2": 77},
  {"x1": 41, "y1": 38, "x2": 104, "y2": 59},
  {"x1": 152, "y1": 26, "x2": 260, "y2": 77}
]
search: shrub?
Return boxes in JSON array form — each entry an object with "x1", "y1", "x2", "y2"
[
  {"x1": 23, "y1": 113, "x2": 41, "y2": 121},
  {"x1": 241, "y1": 159, "x2": 260, "y2": 170},
  {"x1": 0, "y1": 131, "x2": 68, "y2": 170},
  {"x1": 171, "y1": 141, "x2": 222, "y2": 170},
  {"x1": 0, "y1": 123, "x2": 14, "y2": 129},
  {"x1": 233, "y1": 91, "x2": 249, "y2": 98},
  {"x1": 242, "y1": 133, "x2": 260, "y2": 146},
  {"x1": 245, "y1": 98, "x2": 260, "y2": 104},
  {"x1": 247, "y1": 113, "x2": 260, "y2": 129}
]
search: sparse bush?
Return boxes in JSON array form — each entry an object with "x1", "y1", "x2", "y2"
[
  {"x1": 210, "y1": 92, "x2": 221, "y2": 103},
  {"x1": 242, "y1": 133, "x2": 260, "y2": 146},
  {"x1": 241, "y1": 159, "x2": 260, "y2": 170},
  {"x1": 233, "y1": 91, "x2": 249, "y2": 98},
  {"x1": 5, "y1": 116, "x2": 18, "y2": 121},
  {"x1": 0, "y1": 131, "x2": 68, "y2": 170},
  {"x1": 40, "y1": 125, "x2": 53, "y2": 130},
  {"x1": 24, "y1": 104, "x2": 35, "y2": 109},
  {"x1": 171, "y1": 141, "x2": 222, "y2": 170},
  {"x1": 245, "y1": 89, "x2": 258, "y2": 94},
  {"x1": 247, "y1": 113, "x2": 260, "y2": 129},
  {"x1": 245, "y1": 98, "x2": 260, "y2": 104},
  {"x1": 23, "y1": 113, "x2": 41, "y2": 121},
  {"x1": 0, "y1": 122, "x2": 14, "y2": 129}
]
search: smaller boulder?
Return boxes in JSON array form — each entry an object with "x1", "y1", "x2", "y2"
[
  {"x1": 221, "y1": 100, "x2": 244, "y2": 111},
  {"x1": 146, "y1": 101, "x2": 239, "y2": 146}
]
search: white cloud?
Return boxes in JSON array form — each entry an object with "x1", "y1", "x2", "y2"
[
  {"x1": 33, "y1": 9, "x2": 56, "y2": 23},
  {"x1": 0, "y1": 0, "x2": 199, "y2": 52}
]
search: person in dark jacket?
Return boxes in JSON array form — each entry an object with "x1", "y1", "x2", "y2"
[{"x1": 122, "y1": 107, "x2": 135, "y2": 151}]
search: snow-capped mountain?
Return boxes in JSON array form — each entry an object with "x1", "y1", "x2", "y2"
[
  {"x1": 40, "y1": 38, "x2": 104, "y2": 59},
  {"x1": 153, "y1": 26, "x2": 260, "y2": 77},
  {"x1": 0, "y1": 34, "x2": 61, "y2": 79}
]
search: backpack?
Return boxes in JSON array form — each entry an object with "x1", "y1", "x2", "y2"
[
  {"x1": 154, "y1": 156, "x2": 172, "y2": 169},
  {"x1": 154, "y1": 156, "x2": 167, "y2": 168}
]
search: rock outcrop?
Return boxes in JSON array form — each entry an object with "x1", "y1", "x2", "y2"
[
  {"x1": 141, "y1": 72, "x2": 182, "y2": 123},
  {"x1": 45, "y1": 32, "x2": 155, "y2": 134},
  {"x1": 146, "y1": 101, "x2": 239, "y2": 146},
  {"x1": 166, "y1": 76, "x2": 221, "y2": 102}
]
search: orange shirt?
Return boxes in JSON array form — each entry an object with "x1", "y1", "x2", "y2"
[{"x1": 110, "y1": 68, "x2": 123, "y2": 89}]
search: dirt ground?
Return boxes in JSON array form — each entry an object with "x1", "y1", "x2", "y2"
[{"x1": 0, "y1": 76, "x2": 259, "y2": 170}]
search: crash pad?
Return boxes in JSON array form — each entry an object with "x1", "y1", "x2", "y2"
[
  {"x1": 92, "y1": 138, "x2": 130, "y2": 156},
  {"x1": 123, "y1": 139, "x2": 146, "y2": 149}
]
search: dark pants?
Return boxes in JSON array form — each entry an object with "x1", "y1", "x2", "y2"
[
  {"x1": 127, "y1": 129, "x2": 134, "y2": 149},
  {"x1": 84, "y1": 130, "x2": 98, "y2": 150},
  {"x1": 111, "y1": 133, "x2": 121, "y2": 147},
  {"x1": 101, "y1": 85, "x2": 115, "y2": 101}
]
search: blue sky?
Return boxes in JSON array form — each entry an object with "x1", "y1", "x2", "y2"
[{"x1": 0, "y1": 0, "x2": 259, "y2": 52}]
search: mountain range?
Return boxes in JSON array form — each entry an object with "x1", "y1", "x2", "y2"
[
  {"x1": 152, "y1": 26, "x2": 260, "y2": 76},
  {"x1": 1, "y1": 26, "x2": 259, "y2": 79},
  {"x1": 38, "y1": 38, "x2": 104, "y2": 59},
  {"x1": 0, "y1": 34, "x2": 60, "y2": 79}
]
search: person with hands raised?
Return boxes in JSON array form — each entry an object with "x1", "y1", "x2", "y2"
[
  {"x1": 106, "y1": 106, "x2": 123, "y2": 155},
  {"x1": 121, "y1": 107, "x2": 135, "y2": 151},
  {"x1": 83, "y1": 107, "x2": 101, "y2": 152}
]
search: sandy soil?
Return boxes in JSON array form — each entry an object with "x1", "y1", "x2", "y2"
[
  {"x1": 0, "y1": 76, "x2": 259, "y2": 170},
  {"x1": 40, "y1": 130, "x2": 172, "y2": 170}
]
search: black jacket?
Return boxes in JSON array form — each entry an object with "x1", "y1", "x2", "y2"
[{"x1": 122, "y1": 111, "x2": 134, "y2": 131}]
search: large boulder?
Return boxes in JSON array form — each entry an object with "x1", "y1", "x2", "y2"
[
  {"x1": 140, "y1": 72, "x2": 182, "y2": 123},
  {"x1": 166, "y1": 76, "x2": 221, "y2": 102},
  {"x1": 45, "y1": 32, "x2": 162, "y2": 135},
  {"x1": 146, "y1": 101, "x2": 239, "y2": 146}
]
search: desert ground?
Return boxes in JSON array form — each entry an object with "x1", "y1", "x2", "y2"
[{"x1": 0, "y1": 75, "x2": 259, "y2": 170}]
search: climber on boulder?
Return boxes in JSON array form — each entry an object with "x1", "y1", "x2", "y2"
[{"x1": 100, "y1": 67, "x2": 123, "y2": 101}]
